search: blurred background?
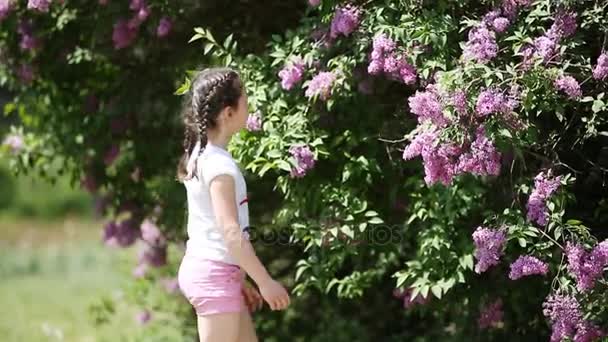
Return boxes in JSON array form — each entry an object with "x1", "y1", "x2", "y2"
[{"x1": 0, "y1": 92, "x2": 136, "y2": 341}]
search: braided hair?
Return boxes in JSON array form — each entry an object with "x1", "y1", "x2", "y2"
[{"x1": 177, "y1": 67, "x2": 242, "y2": 181}]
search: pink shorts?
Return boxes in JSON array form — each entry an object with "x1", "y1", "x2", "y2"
[{"x1": 177, "y1": 254, "x2": 245, "y2": 316}]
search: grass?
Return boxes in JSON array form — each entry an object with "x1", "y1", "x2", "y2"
[{"x1": 0, "y1": 217, "x2": 138, "y2": 342}]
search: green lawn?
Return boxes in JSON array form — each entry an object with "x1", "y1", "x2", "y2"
[{"x1": 0, "y1": 218, "x2": 138, "y2": 342}]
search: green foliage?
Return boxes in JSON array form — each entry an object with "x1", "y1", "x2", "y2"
[{"x1": 1, "y1": 0, "x2": 608, "y2": 340}]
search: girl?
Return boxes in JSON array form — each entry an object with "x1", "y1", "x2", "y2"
[{"x1": 176, "y1": 67, "x2": 291, "y2": 342}]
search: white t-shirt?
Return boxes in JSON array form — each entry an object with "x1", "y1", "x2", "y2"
[{"x1": 183, "y1": 142, "x2": 250, "y2": 265}]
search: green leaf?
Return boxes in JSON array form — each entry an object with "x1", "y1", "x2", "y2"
[
  {"x1": 341, "y1": 225, "x2": 354, "y2": 239},
  {"x1": 174, "y1": 78, "x2": 191, "y2": 95},
  {"x1": 275, "y1": 160, "x2": 292, "y2": 172},
  {"x1": 364, "y1": 210, "x2": 379, "y2": 217},
  {"x1": 592, "y1": 100, "x2": 605, "y2": 113},
  {"x1": 431, "y1": 285, "x2": 442, "y2": 299},
  {"x1": 368, "y1": 217, "x2": 384, "y2": 224},
  {"x1": 266, "y1": 149, "x2": 282, "y2": 158}
]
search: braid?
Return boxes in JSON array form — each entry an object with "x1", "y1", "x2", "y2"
[{"x1": 196, "y1": 72, "x2": 232, "y2": 146}]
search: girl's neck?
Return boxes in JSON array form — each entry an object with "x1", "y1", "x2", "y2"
[{"x1": 206, "y1": 130, "x2": 231, "y2": 150}]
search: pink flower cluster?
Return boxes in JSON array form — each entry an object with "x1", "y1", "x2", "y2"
[
  {"x1": 527, "y1": 11, "x2": 577, "y2": 64},
  {"x1": 103, "y1": 218, "x2": 141, "y2": 248},
  {"x1": 508, "y1": 255, "x2": 549, "y2": 280},
  {"x1": 566, "y1": 240, "x2": 608, "y2": 292},
  {"x1": 592, "y1": 53, "x2": 608, "y2": 80},
  {"x1": 112, "y1": 0, "x2": 153, "y2": 49},
  {"x1": 289, "y1": 144, "x2": 316, "y2": 178},
  {"x1": 2, "y1": 133, "x2": 24, "y2": 154},
  {"x1": 368, "y1": 34, "x2": 417, "y2": 85},
  {"x1": 408, "y1": 87, "x2": 446, "y2": 126},
  {"x1": 456, "y1": 126, "x2": 502, "y2": 177},
  {"x1": 478, "y1": 298, "x2": 504, "y2": 329},
  {"x1": 526, "y1": 170, "x2": 561, "y2": 226},
  {"x1": 463, "y1": 6, "x2": 517, "y2": 64},
  {"x1": 403, "y1": 125, "x2": 501, "y2": 185},
  {"x1": 329, "y1": 4, "x2": 361, "y2": 39},
  {"x1": 18, "y1": 20, "x2": 41, "y2": 52},
  {"x1": 156, "y1": 17, "x2": 172, "y2": 38},
  {"x1": 278, "y1": 57, "x2": 305, "y2": 90},
  {"x1": 543, "y1": 293, "x2": 604, "y2": 342},
  {"x1": 27, "y1": 0, "x2": 51, "y2": 12},
  {"x1": 472, "y1": 226, "x2": 507, "y2": 274},
  {"x1": 0, "y1": 0, "x2": 14, "y2": 21},
  {"x1": 133, "y1": 218, "x2": 168, "y2": 278},
  {"x1": 246, "y1": 111, "x2": 262, "y2": 132},
  {"x1": 304, "y1": 71, "x2": 337, "y2": 100},
  {"x1": 501, "y1": 0, "x2": 532, "y2": 18},
  {"x1": 555, "y1": 75, "x2": 582, "y2": 99},
  {"x1": 475, "y1": 87, "x2": 519, "y2": 117}
]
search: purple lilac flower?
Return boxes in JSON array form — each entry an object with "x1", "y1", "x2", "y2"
[
  {"x1": 408, "y1": 89, "x2": 446, "y2": 126},
  {"x1": 492, "y1": 17, "x2": 510, "y2": 33},
  {"x1": 246, "y1": 111, "x2": 262, "y2": 131},
  {"x1": 457, "y1": 126, "x2": 502, "y2": 176},
  {"x1": 566, "y1": 240, "x2": 608, "y2": 292},
  {"x1": 502, "y1": 0, "x2": 532, "y2": 18},
  {"x1": 574, "y1": 321, "x2": 605, "y2": 342},
  {"x1": 526, "y1": 170, "x2": 561, "y2": 226},
  {"x1": 112, "y1": 19, "x2": 138, "y2": 50},
  {"x1": 135, "y1": 309, "x2": 151, "y2": 325},
  {"x1": 132, "y1": 263, "x2": 148, "y2": 278},
  {"x1": 103, "y1": 219, "x2": 140, "y2": 247},
  {"x1": 0, "y1": 0, "x2": 14, "y2": 21},
  {"x1": 472, "y1": 226, "x2": 507, "y2": 273},
  {"x1": 329, "y1": 4, "x2": 361, "y2": 39},
  {"x1": 368, "y1": 33, "x2": 417, "y2": 84},
  {"x1": 138, "y1": 244, "x2": 167, "y2": 267},
  {"x1": 543, "y1": 293, "x2": 583, "y2": 342},
  {"x1": 548, "y1": 11, "x2": 577, "y2": 39},
  {"x1": 555, "y1": 75, "x2": 582, "y2": 99},
  {"x1": 475, "y1": 88, "x2": 516, "y2": 116},
  {"x1": 304, "y1": 71, "x2": 337, "y2": 100},
  {"x1": 509, "y1": 255, "x2": 549, "y2": 280},
  {"x1": 130, "y1": 0, "x2": 144, "y2": 10},
  {"x1": 463, "y1": 26, "x2": 498, "y2": 63},
  {"x1": 103, "y1": 144, "x2": 120, "y2": 166},
  {"x1": 478, "y1": 299, "x2": 504, "y2": 329},
  {"x1": 533, "y1": 35, "x2": 559, "y2": 62},
  {"x1": 451, "y1": 90, "x2": 468, "y2": 115},
  {"x1": 592, "y1": 53, "x2": 608, "y2": 80},
  {"x1": 17, "y1": 64, "x2": 35, "y2": 84},
  {"x1": 402, "y1": 127, "x2": 460, "y2": 185},
  {"x1": 27, "y1": 0, "x2": 50, "y2": 12},
  {"x1": 156, "y1": 17, "x2": 172, "y2": 38},
  {"x1": 289, "y1": 145, "x2": 316, "y2": 178},
  {"x1": 2, "y1": 133, "x2": 24, "y2": 154},
  {"x1": 278, "y1": 57, "x2": 305, "y2": 90},
  {"x1": 140, "y1": 219, "x2": 165, "y2": 246},
  {"x1": 17, "y1": 21, "x2": 41, "y2": 52},
  {"x1": 392, "y1": 287, "x2": 431, "y2": 309}
]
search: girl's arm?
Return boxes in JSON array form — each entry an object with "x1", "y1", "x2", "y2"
[{"x1": 208, "y1": 174, "x2": 290, "y2": 311}]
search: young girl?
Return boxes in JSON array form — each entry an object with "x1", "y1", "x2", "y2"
[{"x1": 176, "y1": 67, "x2": 290, "y2": 342}]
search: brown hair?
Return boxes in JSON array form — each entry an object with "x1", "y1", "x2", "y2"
[{"x1": 176, "y1": 67, "x2": 243, "y2": 181}]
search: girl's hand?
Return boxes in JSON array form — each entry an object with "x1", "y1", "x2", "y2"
[
  {"x1": 242, "y1": 281, "x2": 263, "y2": 312},
  {"x1": 258, "y1": 278, "x2": 290, "y2": 311}
]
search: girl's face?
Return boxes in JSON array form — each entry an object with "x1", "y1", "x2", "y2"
[{"x1": 221, "y1": 89, "x2": 249, "y2": 135}]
